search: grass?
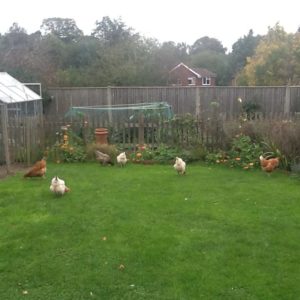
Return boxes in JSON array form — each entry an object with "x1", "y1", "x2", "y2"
[{"x1": 0, "y1": 162, "x2": 300, "y2": 299}]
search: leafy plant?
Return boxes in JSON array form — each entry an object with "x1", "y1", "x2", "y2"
[
  {"x1": 206, "y1": 134, "x2": 263, "y2": 170},
  {"x1": 48, "y1": 125, "x2": 87, "y2": 163},
  {"x1": 261, "y1": 141, "x2": 288, "y2": 169},
  {"x1": 228, "y1": 134, "x2": 262, "y2": 169},
  {"x1": 153, "y1": 144, "x2": 182, "y2": 163},
  {"x1": 242, "y1": 101, "x2": 261, "y2": 120}
]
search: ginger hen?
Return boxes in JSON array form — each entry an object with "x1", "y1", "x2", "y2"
[
  {"x1": 259, "y1": 155, "x2": 279, "y2": 173},
  {"x1": 24, "y1": 157, "x2": 47, "y2": 178}
]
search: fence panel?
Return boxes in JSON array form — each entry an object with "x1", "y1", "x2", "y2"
[{"x1": 47, "y1": 86, "x2": 300, "y2": 120}]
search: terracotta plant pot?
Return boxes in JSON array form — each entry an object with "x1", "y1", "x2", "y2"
[{"x1": 95, "y1": 128, "x2": 108, "y2": 144}]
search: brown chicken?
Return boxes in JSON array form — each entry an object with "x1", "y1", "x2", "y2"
[
  {"x1": 259, "y1": 155, "x2": 279, "y2": 173},
  {"x1": 24, "y1": 157, "x2": 47, "y2": 178}
]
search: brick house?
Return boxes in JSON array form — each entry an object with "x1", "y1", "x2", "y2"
[{"x1": 168, "y1": 62, "x2": 217, "y2": 86}]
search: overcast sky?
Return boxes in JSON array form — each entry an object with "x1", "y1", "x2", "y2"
[{"x1": 1, "y1": 0, "x2": 299, "y2": 51}]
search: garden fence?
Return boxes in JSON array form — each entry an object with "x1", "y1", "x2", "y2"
[
  {"x1": 46, "y1": 86, "x2": 300, "y2": 120},
  {"x1": 2, "y1": 85, "x2": 300, "y2": 171}
]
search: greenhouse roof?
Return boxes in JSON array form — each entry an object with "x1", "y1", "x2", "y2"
[
  {"x1": 66, "y1": 102, "x2": 174, "y2": 120},
  {"x1": 0, "y1": 72, "x2": 42, "y2": 104}
]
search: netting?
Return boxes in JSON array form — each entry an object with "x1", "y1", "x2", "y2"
[{"x1": 65, "y1": 102, "x2": 173, "y2": 122}]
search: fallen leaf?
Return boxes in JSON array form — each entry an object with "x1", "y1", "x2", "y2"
[
  {"x1": 102, "y1": 236, "x2": 107, "y2": 241},
  {"x1": 22, "y1": 290, "x2": 28, "y2": 295},
  {"x1": 119, "y1": 264, "x2": 125, "y2": 270}
]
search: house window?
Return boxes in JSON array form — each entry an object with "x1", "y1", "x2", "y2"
[
  {"x1": 202, "y1": 77, "x2": 211, "y2": 85},
  {"x1": 188, "y1": 77, "x2": 196, "y2": 85}
]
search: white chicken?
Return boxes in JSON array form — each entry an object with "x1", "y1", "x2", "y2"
[
  {"x1": 50, "y1": 176, "x2": 70, "y2": 195},
  {"x1": 173, "y1": 157, "x2": 186, "y2": 175},
  {"x1": 117, "y1": 152, "x2": 128, "y2": 167}
]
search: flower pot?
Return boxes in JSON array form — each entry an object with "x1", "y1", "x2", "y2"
[{"x1": 95, "y1": 128, "x2": 108, "y2": 144}]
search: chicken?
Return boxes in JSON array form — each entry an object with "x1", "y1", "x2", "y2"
[
  {"x1": 174, "y1": 157, "x2": 186, "y2": 175},
  {"x1": 95, "y1": 150, "x2": 114, "y2": 165},
  {"x1": 259, "y1": 155, "x2": 280, "y2": 173},
  {"x1": 50, "y1": 176, "x2": 70, "y2": 195},
  {"x1": 24, "y1": 157, "x2": 47, "y2": 178},
  {"x1": 117, "y1": 152, "x2": 128, "y2": 167}
]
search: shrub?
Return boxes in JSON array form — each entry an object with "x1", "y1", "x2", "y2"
[
  {"x1": 181, "y1": 144, "x2": 207, "y2": 162},
  {"x1": 206, "y1": 134, "x2": 263, "y2": 170},
  {"x1": 228, "y1": 134, "x2": 262, "y2": 169},
  {"x1": 153, "y1": 144, "x2": 183, "y2": 164},
  {"x1": 48, "y1": 126, "x2": 87, "y2": 163}
]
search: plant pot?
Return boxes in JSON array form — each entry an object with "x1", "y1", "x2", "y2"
[{"x1": 95, "y1": 128, "x2": 108, "y2": 144}]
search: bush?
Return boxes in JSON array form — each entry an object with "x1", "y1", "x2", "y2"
[
  {"x1": 206, "y1": 134, "x2": 263, "y2": 170},
  {"x1": 48, "y1": 126, "x2": 87, "y2": 163},
  {"x1": 153, "y1": 144, "x2": 183, "y2": 164},
  {"x1": 223, "y1": 119, "x2": 300, "y2": 170}
]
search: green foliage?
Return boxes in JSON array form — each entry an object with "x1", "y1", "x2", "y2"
[
  {"x1": 182, "y1": 144, "x2": 208, "y2": 162},
  {"x1": 48, "y1": 126, "x2": 86, "y2": 163},
  {"x1": 152, "y1": 144, "x2": 182, "y2": 163},
  {"x1": 206, "y1": 134, "x2": 263, "y2": 170},
  {"x1": 190, "y1": 51, "x2": 231, "y2": 85},
  {"x1": 130, "y1": 145, "x2": 155, "y2": 163},
  {"x1": 241, "y1": 101, "x2": 261, "y2": 120},
  {"x1": 92, "y1": 16, "x2": 138, "y2": 45},
  {"x1": 229, "y1": 29, "x2": 261, "y2": 75},
  {"x1": 40, "y1": 18, "x2": 83, "y2": 42},
  {"x1": 190, "y1": 36, "x2": 227, "y2": 54},
  {"x1": 236, "y1": 23, "x2": 300, "y2": 85},
  {"x1": 228, "y1": 134, "x2": 262, "y2": 168},
  {"x1": 2, "y1": 18, "x2": 300, "y2": 88}
]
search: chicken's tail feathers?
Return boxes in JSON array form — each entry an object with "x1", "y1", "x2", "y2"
[{"x1": 23, "y1": 170, "x2": 32, "y2": 177}]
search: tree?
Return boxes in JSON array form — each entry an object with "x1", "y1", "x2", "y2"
[
  {"x1": 154, "y1": 41, "x2": 189, "y2": 72},
  {"x1": 229, "y1": 30, "x2": 261, "y2": 75},
  {"x1": 190, "y1": 51, "x2": 231, "y2": 85},
  {"x1": 236, "y1": 23, "x2": 300, "y2": 85},
  {"x1": 92, "y1": 16, "x2": 139, "y2": 45},
  {"x1": 40, "y1": 18, "x2": 83, "y2": 42},
  {"x1": 190, "y1": 36, "x2": 227, "y2": 54}
]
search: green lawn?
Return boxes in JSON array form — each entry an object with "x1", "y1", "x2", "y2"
[{"x1": 0, "y1": 162, "x2": 299, "y2": 300}]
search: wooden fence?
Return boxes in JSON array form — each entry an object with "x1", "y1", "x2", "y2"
[
  {"x1": 46, "y1": 86, "x2": 300, "y2": 120},
  {"x1": 43, "y1": 115, "x2": 226, "y2": 153},
  {"x1": 2, "y1": 85, "x2": 300, "y2": 174}
]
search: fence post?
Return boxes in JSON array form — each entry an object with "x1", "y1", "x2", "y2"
[
  {"x1": 138, "y1": 112, "x2": 145, "y2": 146},
  {"x1": 284, "y1": 85, "x2": 291, "y2": 117},
  {"x1": 25, "y1": 117, "x2": 31, "y2": 166},
  {"x1": 107, "y1": 86, "x2": 113, "y2": 123},
  {"x1": 195, "y1": 87, "x2": 201, "y2": 117},
  {"x1": 1, "y1": 104, "x2": 11, "y2": 173}
]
